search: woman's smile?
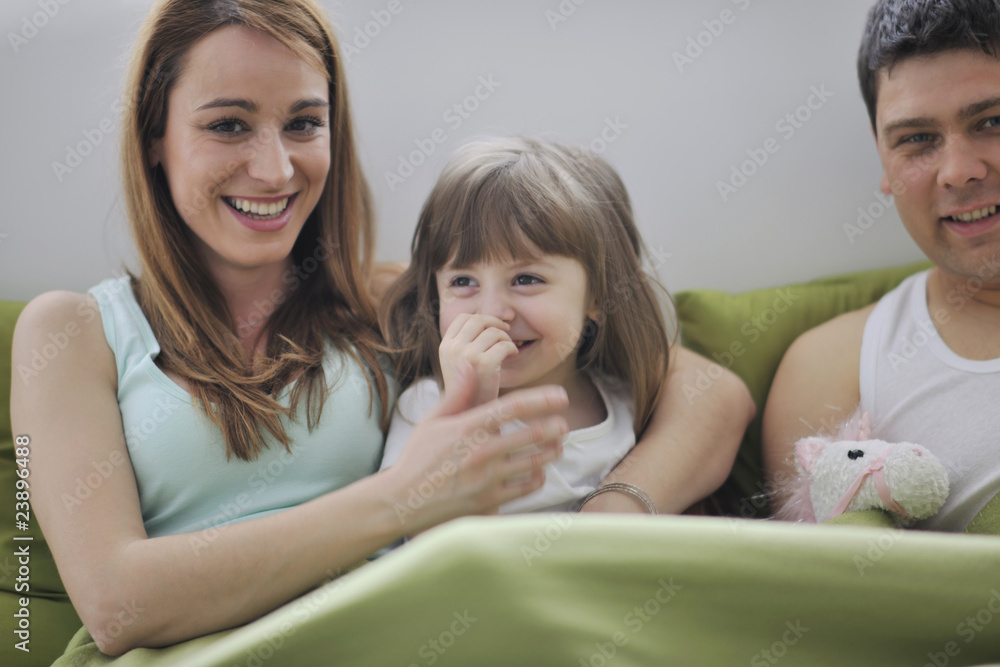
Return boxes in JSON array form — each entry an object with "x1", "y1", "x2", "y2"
[{"x1": 223, "y1": 192, "x2": 299, "y2": 232}]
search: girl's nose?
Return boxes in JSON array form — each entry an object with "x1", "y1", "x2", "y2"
[{"x1": 478, "y1": 288, "x2": 515, "y2": 322}]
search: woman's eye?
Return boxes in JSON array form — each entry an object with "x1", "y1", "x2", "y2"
[
  {"x1": 982, "y1": 116, "x2": 1000, "y2": 130},
  {"x1": 514, "y1": 274, "x2": 542, "y2": 286},
  {"x1": 208, "y1": 117, "x2": 247, "y2": 135},
  {"x1": 287, "y1": 115, "x2": 326, "y2": 134}
]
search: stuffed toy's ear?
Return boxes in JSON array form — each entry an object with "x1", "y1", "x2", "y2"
[
  {"x1": 794, "y1": 438, "x2": 825, "y2": 475},
  {"x1": 858, "y1": 412, "x2": 872, "y2": 440},
  {"x1": 834, "y1": 408, "x2": 872, "y2": 441}
]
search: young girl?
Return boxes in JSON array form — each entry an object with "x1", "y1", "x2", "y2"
[{"x1": 380, "y1": 137, "x2": 676, "y2": 513}]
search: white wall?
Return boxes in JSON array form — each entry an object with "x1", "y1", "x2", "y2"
[{"x1": 0, "y1": 0, "x2": 925, "y2": 302}]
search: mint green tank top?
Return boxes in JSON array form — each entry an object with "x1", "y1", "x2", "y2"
[{"x1": 89, "y1": 275, "x2": 388, "y2": 538}]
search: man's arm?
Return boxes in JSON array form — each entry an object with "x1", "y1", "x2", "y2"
[{"x1": 761, "y1": 305, "x2": 875, "y2": 506}]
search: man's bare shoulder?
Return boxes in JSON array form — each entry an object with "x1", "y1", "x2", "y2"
[
  {"x1": 762, "y1": 302, "x2": 877, "y2": 480},
  {"x1": 785, "y1": 301, "x2": 876, "y2": 367}
]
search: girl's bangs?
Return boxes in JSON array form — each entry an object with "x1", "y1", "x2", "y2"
[{"x1": 441, "y1": 168, "x2": 585, "y2": 270}]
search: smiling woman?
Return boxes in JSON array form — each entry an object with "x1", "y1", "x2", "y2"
[
  {"x1": 149, "y1": 25, "x2": 332, "y2": 352},
  {"x1": 10, "y1": 0, "x2": 577, "y2": 658}
]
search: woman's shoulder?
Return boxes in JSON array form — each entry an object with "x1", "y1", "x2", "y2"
[
  {"x1": 12, "y1": 290, "x2": 116, "y2": 387},
  {"x1": 17, "y1": 290, "x2": 102, "y2": 337}
]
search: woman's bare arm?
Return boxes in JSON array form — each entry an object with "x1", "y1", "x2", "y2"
[{"x1": 12, "y1": 291, "x2": 567, "y2": 655}]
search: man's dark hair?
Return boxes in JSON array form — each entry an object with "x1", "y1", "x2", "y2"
[{"x1": 858, "y1": 0, "x2": 1000, "y2": 132}]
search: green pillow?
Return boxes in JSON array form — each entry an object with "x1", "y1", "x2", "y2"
[
  {"x1": 673, "y1": 260, "x2": 933, "y2": 513},
  {"x1": 0, "y1": 300, "x2": 82, "y2": 666}
]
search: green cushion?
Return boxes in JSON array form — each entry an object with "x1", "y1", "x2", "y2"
[
  {"x1": 0, "y1": 300, "x2": 81, "y2": 666},
  {"x1": 674, "y1": 260, "x2": 933, "y2": 510}
]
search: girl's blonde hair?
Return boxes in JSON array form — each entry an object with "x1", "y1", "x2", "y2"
[
  {"x1": 121, "y1": 0, "x2": 389, "y2": 461},
  {"x1": 381, "y1": 137, "x2": 670, "y2": 435}
]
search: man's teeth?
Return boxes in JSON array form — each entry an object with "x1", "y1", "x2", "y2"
[
  {"x1": 951, "y1": 205, "x2": 996, "y2": 222},
  {"x1": 225, "y1": 196, "x2": 290, "y2": 218}
]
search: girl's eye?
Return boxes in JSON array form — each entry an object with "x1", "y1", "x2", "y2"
[
  {"x1": 208, "y1": 117, "x2": 247, "y2": 135},
  {"x1": 449, "y1": 276, "x2": 474, "y2": 288},
  {"x1": 513, "y1": 274, "x2": 542, "y2": 286},
  {"x1": 287, "y1": 115, "x2": 326, "y2": 134}
]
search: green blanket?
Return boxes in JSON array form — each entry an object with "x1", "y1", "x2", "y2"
[{"x1": 54, "y1": 515, "x2": 1000, "y2": 666}]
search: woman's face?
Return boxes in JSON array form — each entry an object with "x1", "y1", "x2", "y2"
[{"x1": 150, "y1": 25, "x2": 331, "y2": 276}]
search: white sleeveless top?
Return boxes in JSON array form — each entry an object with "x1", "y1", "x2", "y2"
[{"x1": 859, "y1": 270, "x2": 1000, "y2": 531}]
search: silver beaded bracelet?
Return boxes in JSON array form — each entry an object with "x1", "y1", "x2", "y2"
[{"x1": 580, "y1": 482, "x2": 659, "y2": 515}]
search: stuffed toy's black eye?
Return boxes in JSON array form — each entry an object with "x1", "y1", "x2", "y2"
[{"x1": 848, "y1": 449, "x2": 865, "y2": 460}]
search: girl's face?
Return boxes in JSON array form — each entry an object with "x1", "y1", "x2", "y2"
[
  {"x1": 150, "y1": 25, "x2": 331, "y2": 278},
  {"x1": 436, "y1": 250, "x2": 598, "y2": 394}
]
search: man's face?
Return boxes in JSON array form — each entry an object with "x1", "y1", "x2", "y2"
[{"x1": 875, "y1": 49, "x2": 1000, "y2": 286}]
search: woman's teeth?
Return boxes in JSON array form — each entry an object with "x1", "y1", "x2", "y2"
[{"x1": 225, "y1": 196, "x2": 290, "y2": 219}]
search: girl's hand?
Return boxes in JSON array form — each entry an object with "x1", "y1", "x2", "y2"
[
  {"x1": 387, "y1": 361, "x2": 567, "y2": 533},
  {"x1": 439, "y1": 313, "x2": 519, "y2": 407}
]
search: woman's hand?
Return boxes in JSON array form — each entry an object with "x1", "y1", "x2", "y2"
[
  {"x1": 387, "y1": 361, "x2": 567, "y2": 533},
  {"x1": 438, "y1": 313, "x2": 518, "y2": 408}
]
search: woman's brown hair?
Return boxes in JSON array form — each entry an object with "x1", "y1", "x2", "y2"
[
  {"x1": 380, "y1": 137, "x2": 670, "y2": 435},
  {"x1": 121, "y1": 0, "x2": 389, "y2": 460}
]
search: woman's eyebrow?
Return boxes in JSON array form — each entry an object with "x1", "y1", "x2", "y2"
[
  {"x1": 194, "y1": 98, "x2": 329, "y2": 113},
  {"x1": 290, "y1": 98, "x2": 329, "y2": 113},
  {"x1": 196, "y1": 98, "x2": 258, "y2": 112}
]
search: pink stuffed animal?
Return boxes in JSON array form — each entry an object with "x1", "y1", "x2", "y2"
[{"x1": 775, "y1": 411, "x2": 950, "y2": 526}]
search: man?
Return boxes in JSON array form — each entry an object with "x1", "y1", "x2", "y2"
[{"x1": 763, "y1": 0, "x2": 1000, "y2": 531}]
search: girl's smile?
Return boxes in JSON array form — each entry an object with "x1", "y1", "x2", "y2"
[{"x1": 436, "y1": 251, "x2": 598, "y2": 395}]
